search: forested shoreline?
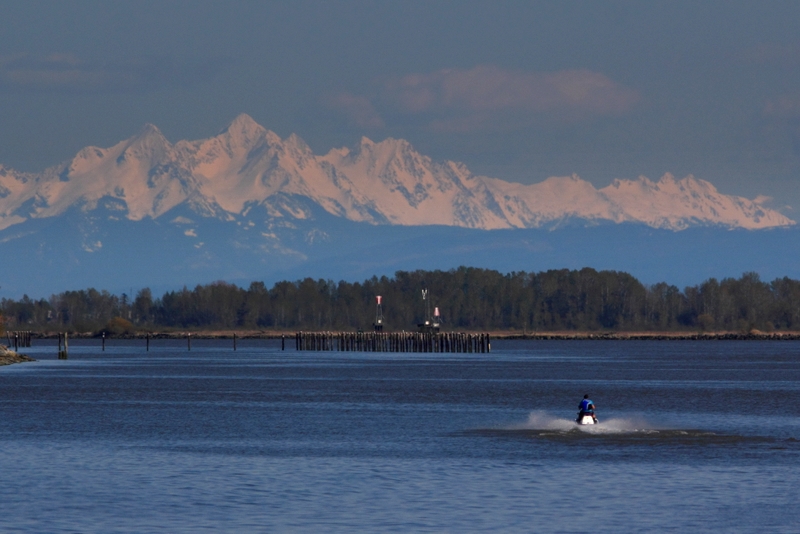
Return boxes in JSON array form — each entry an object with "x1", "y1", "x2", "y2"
[{"x1": 2, "y1": 267, "x2": 800, "y2": 334}]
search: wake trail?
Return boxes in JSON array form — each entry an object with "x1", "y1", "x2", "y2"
[{"x1": 506, "y1": 410, "x2": 666, "y2": 434}]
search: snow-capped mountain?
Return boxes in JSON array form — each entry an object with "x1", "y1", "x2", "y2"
[
  {"x1": 0, "y1": 114, "x2": 792, "y2": 233},
  {"x1": 1, "y1": 114, "x2": 799, "y2": 297}
]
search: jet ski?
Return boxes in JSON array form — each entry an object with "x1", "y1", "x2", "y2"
[{"x1": 576, "y1": 412, "x2": 598, "y2": 425}]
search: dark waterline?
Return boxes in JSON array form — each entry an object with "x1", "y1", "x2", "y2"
[{"x1": 1, "y1": 340, "x2": 799, "y2": 532}]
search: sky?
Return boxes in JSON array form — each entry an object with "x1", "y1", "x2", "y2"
[{"x1": 1, "y1": 1, "x2": 799, "y2": 213}]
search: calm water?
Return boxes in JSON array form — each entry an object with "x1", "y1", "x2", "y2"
[{"x1": 1, "y1": 339, "x2": 799, "y2": 533}]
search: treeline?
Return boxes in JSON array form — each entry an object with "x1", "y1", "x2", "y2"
[{"x1": 2, "y1": 268, "x2": 800, "y2": 333}]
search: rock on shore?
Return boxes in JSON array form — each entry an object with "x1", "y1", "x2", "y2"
[{"x1": 0, "y1": 345, "x2": 35, "y2": 366}]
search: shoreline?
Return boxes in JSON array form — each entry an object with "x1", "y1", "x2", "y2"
[
  {"x1": 490, "y1": 331, "x2": 800, "y2": 340},
  {"x1": 17, "y1": 330, "x2": 800, "y2": 341},
  {"x1": 0, "y1": 346, "x2": 36, "y2": 366}
]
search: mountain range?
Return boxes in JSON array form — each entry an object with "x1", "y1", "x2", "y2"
[
  {"x1": 0, "y1": 114, "x2": 797, "y2": 297},
  {"x1": 0, "y1": 113, "x2": 792, "y2": 233}
]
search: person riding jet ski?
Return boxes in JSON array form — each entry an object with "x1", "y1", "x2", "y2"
[{"x1": 577, "y1": 394, "x2": 598, "y2": 424}]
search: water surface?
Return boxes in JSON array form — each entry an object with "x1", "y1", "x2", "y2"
[{"x1": 1, "y1": 339, "x2": 798, "y2": 532}]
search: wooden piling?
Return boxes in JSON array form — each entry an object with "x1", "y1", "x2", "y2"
[{"x1": 58, "y1": 332, "x2": 69, "y2": 359}]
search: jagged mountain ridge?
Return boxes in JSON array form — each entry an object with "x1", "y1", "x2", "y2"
[{"x1": 0, "y1": 113, "x2": 793, "y2": 232}]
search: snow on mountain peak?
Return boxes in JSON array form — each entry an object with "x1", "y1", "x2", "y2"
[
  {"x1": 216, "y1": 113, "x2": 268, "y2": 150},
  {"x1": 0, "y1": 115, "x2": 793, "y2": 232},
  {"x1": 599, "y1": 173, "x2": 790, "y2": 230},
  {"x1": 226, "y1": 113, "x2": 263, "y2": 134},
  {"x1": 139, "y1": 122, "x2": 163, "y2": 136},
  {"x1": 119, "y1": 124, "x2": 172, "y2": 164},
  {"x1": 284, "y1": 133, "x2": 312, "y2": 155}
]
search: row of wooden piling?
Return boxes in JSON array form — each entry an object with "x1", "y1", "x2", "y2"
[
  {"x1": 3, "y1": 332, "x2": 281, "y2": 358},
  {"x1": 5, "y1": 330, "x2": 490, "y2": 356},
  {"x1": 295, "y1": 331, "x2": 491, "y2": 353},
  {"x1": 5, "y1": 331, "x2": 33, "y2": 351}
]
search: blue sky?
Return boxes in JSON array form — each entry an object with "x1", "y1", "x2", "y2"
[{"x1": 1, "y1": 1, "x2": 799, "y2": 212}]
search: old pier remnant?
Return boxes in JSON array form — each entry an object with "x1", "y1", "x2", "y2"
[
  {"x1": 6, "y1": 331, "x2": 32, "y2": 351},
  {"x1": 295, "y1": 331, "x2": 490, "y2": 353}
]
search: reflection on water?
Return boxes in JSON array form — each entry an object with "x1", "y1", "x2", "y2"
[{"x1": 1, "y1": 339, "x2": 799, "y2": 532}]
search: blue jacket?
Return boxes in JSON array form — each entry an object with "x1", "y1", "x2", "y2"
[{"x1": 579, "y1": 399, "x2": 594, "y2": 413}]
